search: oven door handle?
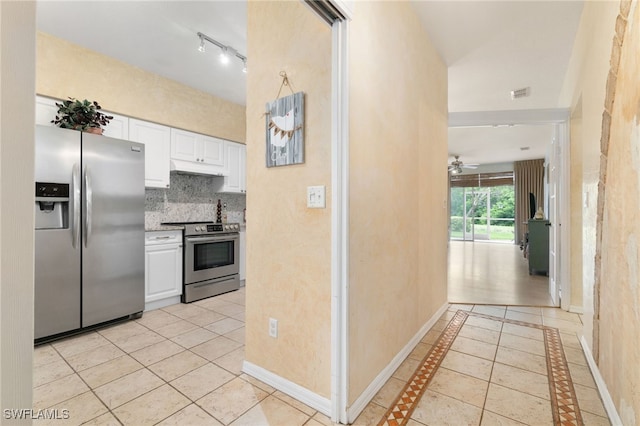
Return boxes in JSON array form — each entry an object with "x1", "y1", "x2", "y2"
[{"x1": 186, "y1": 234, "x2": 239, "y2": 244}]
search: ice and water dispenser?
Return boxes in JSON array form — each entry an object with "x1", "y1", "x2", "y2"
[{"x1": 35, "y1": 182, "x2": 70, "y2": 230}]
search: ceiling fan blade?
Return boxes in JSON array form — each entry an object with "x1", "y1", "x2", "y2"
[{"x1": 462, "y1": 164, "x2": 478, "y2": 169}]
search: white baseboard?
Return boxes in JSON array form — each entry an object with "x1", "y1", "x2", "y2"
[
  {"x1": 569, "y1": 305, "x2": 584, "y2": 314},
  {"x1": 144, "y1": 296, "x2": 180, "y2": 312},
  {"x1": 242, "y1": 361, "x2": 331, "y2": 416},
  {"x1": 579, "y1": 335, "x2": 622, "y2": 425},
  {"x1": 346, "y1": 302, "x2": 449, "y2": 423}
]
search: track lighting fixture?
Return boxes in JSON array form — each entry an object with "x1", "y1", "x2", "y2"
[{"x1": 197, "y1": 31, "x2": 247, "y2": 72}]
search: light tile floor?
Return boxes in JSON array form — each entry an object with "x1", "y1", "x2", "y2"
[{"x1": 33, "y1": 291, "x2": 609, "y2": 425}]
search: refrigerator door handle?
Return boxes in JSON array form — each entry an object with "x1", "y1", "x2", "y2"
[
  {"x1": 72, "y1": 163, "x2": 80, "y2": 249},
  {"x1": 84, "y1": 166, "x2": 92, "y2": 248}
]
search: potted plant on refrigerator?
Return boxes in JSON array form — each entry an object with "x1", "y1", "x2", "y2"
[{"x1": 51, "y1": 97, "x2": 113, "y2": 134}]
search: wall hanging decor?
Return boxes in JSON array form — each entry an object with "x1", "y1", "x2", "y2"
[{"x1": 265, "y1": 71, "x2": 304, "y2": 167}]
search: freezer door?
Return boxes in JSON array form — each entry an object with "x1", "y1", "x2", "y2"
[
  {"x1": 81, "y1": 133, "x2": 145, "y2": 327},
  {"x1": 34, "y1": 126, "x2": 81, "y2": 339}
]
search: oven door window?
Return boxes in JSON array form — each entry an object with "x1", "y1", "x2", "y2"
[{"x1": 193, "y1": 241, "x2": 235, "y2": 270}]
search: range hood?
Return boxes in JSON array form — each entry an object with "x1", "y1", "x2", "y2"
[{"x1": 170, "y1": 159, "x2": 228, "y2": 177}]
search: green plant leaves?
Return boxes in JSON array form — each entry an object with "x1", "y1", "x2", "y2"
[{"x1": 51, "y1": 97, "x2": 112, "y2": 131}]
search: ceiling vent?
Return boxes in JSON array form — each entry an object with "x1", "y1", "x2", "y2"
[{"x1": 510, "y1": 87, "x2": 530, "y2": 100}]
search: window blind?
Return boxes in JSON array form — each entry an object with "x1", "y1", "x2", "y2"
[{"x1": 450, "y1": 171, "x2": 514, "y2": 188}]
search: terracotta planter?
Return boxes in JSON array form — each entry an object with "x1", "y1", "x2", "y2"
[{"x1": 85, "y1": 127, "x2": 103, "y2": 135}]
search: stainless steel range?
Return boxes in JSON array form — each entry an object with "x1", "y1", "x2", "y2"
[{"x1": 162, "y1": 221, "x2": 240, "y2": 303}]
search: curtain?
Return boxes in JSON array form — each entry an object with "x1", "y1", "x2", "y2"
[{"x1": 514, "y1": 159, "x2": 545, "y2": 245}]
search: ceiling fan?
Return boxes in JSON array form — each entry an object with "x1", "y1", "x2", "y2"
[{"x1": 448, "y1": 155, "x2": 479, "y2": 174}]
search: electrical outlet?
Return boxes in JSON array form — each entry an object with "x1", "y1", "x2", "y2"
[{"x1": 269, "y1": 318, "x2": 278, "y2": 338}]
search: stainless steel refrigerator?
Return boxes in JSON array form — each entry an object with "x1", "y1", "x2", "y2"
[{"x1": 34, "y1": 125, "x2": 145, "y2": 341}]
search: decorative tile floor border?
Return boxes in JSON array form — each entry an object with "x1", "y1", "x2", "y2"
[{"x1": 378, "y1": 310, "x2": 583, "y2": 426}]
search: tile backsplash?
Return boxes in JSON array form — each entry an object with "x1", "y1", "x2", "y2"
[{"x1": 145, "y1": 172, "x2": 246, "y2": 228}]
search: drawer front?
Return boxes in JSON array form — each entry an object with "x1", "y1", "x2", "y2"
[{"x1": 145, "y1": 230, "x2": 182, "y2": 246}]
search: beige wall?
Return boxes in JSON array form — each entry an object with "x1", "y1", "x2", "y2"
[
  {"x1": 348, "y1": 1, "x2": 448, "y2": 403},
  {"x1": 244, "y1": 2, "x2": 332, "y2": 397},
  {"x1": 1, "y1": 1, "x2": 36, "y2": 417},
  {"x1": 560, "y1": 1, "x2": 640, "y2": 422},
  {"x1": 558, "y1": 0, "x2": 618, "y2": 350},
  {"x1": 37, "y1": 32, "x2": 246, "y2": 143},
  {"x1": 598, "y1": 1, "x2": 640, "y2": 422}
]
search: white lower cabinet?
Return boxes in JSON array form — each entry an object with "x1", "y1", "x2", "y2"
[{"x1": 145, "y1": 231, "x2": 182, "y2": 310}]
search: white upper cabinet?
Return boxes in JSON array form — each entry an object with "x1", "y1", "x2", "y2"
[
  {"x1": 129, "y1": 118, "x2": 171, "y2": 189},
  {"x1": 201, "y1": 135, "x2": 225, "y2": 167},
  {"x1": 35, "y1": 96, "x2": 59, "y2": 126},
  {"x1": 170, "y1": 129, "x2": 198, "y2": 162},
  {"x1": 102, "y1": 112, "x2": 129, "y2": 140},
  {"x1": 218, "y1": 141, "x2": 246, "y2": 193},
  {"x1": 170, "y1": 128, "x2": 226, "y2": 175}
]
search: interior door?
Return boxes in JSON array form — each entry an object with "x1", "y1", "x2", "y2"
[{"x1": 548, "y1": 130, "x2": 560, "y2": 306}]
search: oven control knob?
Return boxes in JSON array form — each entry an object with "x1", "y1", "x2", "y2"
[
  {"x1": 234, "y1": 224, "x2": 239, "y2": 230},
  {"x1": 195, "y1": 226, "x2": 201, "y2": 232}
]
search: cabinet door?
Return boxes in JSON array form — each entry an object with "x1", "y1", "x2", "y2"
[
  {"x1": 201, "y1": 135, "x2": 225, "y2": 167},
  {"x1": 223, "y1": 142, "x2": 242, "y2": 193},
  {"x1": 219, "y1": 142, "x2": 246, "y2": 193},
  {"x1": 102, "y1": 112, "x2": 129, "y2": 140},
  {"x1": 35, "y1": 96, "x2": 59, "y2": 126},
  {"x1": 171, "y1": 129, "x2": 199, "y2": 162},
  {"x1": 145, "y1": 243, "x2": 182, "y2": 302},
  {"x1": 239, "y1": 144, "x2": 247, "y2": 193},
  {"x1": 129, "y1": 119, "x2": 171, "y2": 188}
]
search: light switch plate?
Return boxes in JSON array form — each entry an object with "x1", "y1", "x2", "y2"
[{"x1": 307, "y1": 185, "x2": 326, "y2": 208}]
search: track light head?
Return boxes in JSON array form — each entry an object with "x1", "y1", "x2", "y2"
[
  {"x1": 219, "y1": 46, "x2": 230, "y2": 65},
  {"x1": 197, "y1": 31, "x2": 246, "y2": 72}
]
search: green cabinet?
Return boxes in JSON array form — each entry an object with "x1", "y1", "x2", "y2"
[{"x1": 527, "y1": 220, "x2": 549, "y2": 275}]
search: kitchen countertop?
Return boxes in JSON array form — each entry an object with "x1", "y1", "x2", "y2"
[
  {"x1": 145, "y1": 224, "x2": 184, "y2": 232},
  {"x1": 145, "y1": 223, "x2": 246, "y2": 232}
]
